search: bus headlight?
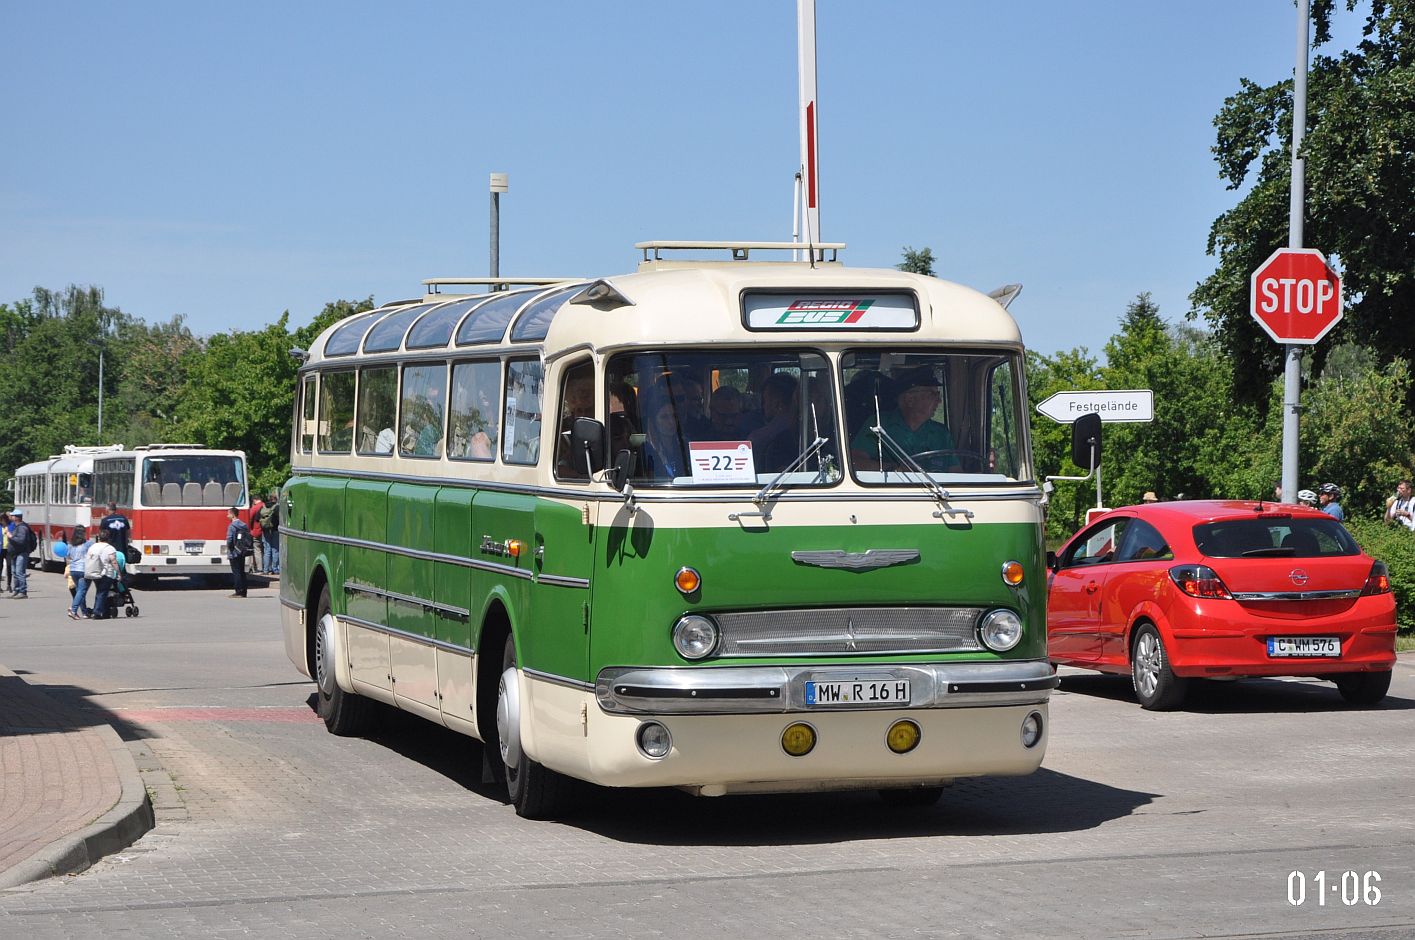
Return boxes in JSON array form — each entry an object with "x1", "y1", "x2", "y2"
[
  {"x1": 672, "y1": 615, "x2": 718, "y2": 660},
  {"x1": 1021, "y1": 711, "x2": 1044, "y2": 749},
  {"x1": 978, "y1": 609, "x2": 1023, "y2": 652}
]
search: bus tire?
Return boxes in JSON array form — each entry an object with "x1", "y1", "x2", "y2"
[
  {"x1": 313, "y1": 584, "x2": 373, "y2": 736},
  {"x1": 498, "y1": 635, "x2": 574, "y2": 819},
  {"x1": 1131, "y1": 624, "x2": 1187, "y2": 711}
]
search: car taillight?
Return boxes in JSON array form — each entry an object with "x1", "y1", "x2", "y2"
[
  {"x1": 1362, "y1": 561, "x2": 1392, "y2": 596},
  {"x1": 1168, "y1": 564, "x2": 1233, "y2": 599}
]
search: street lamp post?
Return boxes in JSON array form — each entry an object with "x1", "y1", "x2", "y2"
[
  {"x1": 87, "y1": 339, "x2": 106, "y2": 442},
  {"x1": 490, "y1": 172, "x2": 508, "y2": 283}
]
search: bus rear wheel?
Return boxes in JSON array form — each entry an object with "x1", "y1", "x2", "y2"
[
  {"x1": 497, "y1": 635, "x2": 574, "y2": 819},
  {"x1": 313, "y1": 584, "x2": 373, "y2": 736}
]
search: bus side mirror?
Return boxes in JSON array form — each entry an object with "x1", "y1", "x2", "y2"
[
  {"x1": 569, "y1": 417, "x2": 607, "y2": 476},
  {"x1": 1071, "y1": 412, "x2": 1102, "y2": 470},
  {"x1": 609, "y1": 449, "x2": 634, "y2": 492}
]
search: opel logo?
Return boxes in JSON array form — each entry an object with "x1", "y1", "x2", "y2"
[{"x1": 1289, "y1": 568, "x2": 1310, "y2": 586}]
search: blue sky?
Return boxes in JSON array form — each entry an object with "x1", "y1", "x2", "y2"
[{"x1": 0, "y1": 2, "x2": 1366, "y2": 356}]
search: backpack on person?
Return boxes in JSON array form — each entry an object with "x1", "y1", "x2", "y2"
[
  {"x1": 233, "y1": 525, "x2": 254, "y2": 557},
  {"x1": 258, "y1": 502, "x2": 279, "y2": 534},
  {"x1": 84, "y1": 546, "x2": 105, "y2": 579},
  {"x1": 12, "y1": 522, "x2": 36, "y2": 555}
]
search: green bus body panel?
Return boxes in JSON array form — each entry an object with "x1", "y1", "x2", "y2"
[
  {"x1": 530, "y1": 499, "x2": 594, "y2": 682},
  {"x1": 386, "y1": 482, "x2": 437, "y2": 638},
  {"x1": 346, "y1": 480, "x2": 390, "y2": 626},
  {"x1": 470, "y1": 489, "x2": 536, "y2": 645},
  {"x1": 433, "y1": 487, "x2": 475, "y2": 649},
  {"x1": 288, "y1": 476, "x2": 348, "y2": 607},
  {"x1": 588, "y1": 519, "x2": 1045, "y2": 674}
]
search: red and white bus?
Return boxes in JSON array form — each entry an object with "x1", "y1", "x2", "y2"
[
  {"x1": 89, "y1": 445, "x2": 251, "y2": 577},
  {"x1": 10, "y1": 444, "x2": 123, "y2": 565}
]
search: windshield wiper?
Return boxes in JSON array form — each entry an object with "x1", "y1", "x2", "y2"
[
  {"x1": 864, "y1": 395, "x2": 973, "y2": 520},
  {"x1": 753, "y1": 434, "x2": 830, "y2": 508}
]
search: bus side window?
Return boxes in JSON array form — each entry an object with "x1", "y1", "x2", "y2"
[
  {"x1": 356, "y1": 366, "x2": 398, "y2": 456},
  {"x1": 399, "y1": 363, "x2": 447, "y2": 459},
  {"x1": 503, "y1": 359, "x2": 544, "y2": 466},
  {"x1": 299, "y1": 374, "x2": 317, "y2": 454},
  {"x1": 318, "y1": 371, "x2": 356, "y2": 453},
  {"x1": 449, "y1": 360, "x2": 500, "y2": 461},
  {"x1": 554, "y1": 359, "x2": 595, "y2": 481}
]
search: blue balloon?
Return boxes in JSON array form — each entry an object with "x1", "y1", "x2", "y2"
[{"x1": 53, "y1": 541, "x2": 69, "y2": 559}]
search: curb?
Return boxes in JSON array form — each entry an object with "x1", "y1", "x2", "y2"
[{"x1": 0, "y1": 675, "x2": 155, "y2": 890}]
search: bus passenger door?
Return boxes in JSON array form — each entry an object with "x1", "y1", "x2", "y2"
[
  {"x1": 434, "y1": 485, "x2": 477, "y2": 735},
  {"x1": 345, "y1": 479, "x2": 391, "y2": 694},
  {"x1": 386, "y1": 482, "x2": 440, "y2": 717}
]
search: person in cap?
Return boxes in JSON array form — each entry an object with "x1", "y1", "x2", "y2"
[
  {"x1": 7, "y1": 509, "x2": 34, "y2": 598},
  {"x1": 1141, "y1": 491, "x2": 1159, "y2": 503},
  {"x1": 849, "y1": 365, "x2": 960, "y2": 472}
]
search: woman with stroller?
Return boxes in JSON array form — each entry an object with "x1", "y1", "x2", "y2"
[
  {"x1": 88, "y1": 530, "x2": 120, "y2": 620},
  {"x1": 67, "y1": 527, "x2": 95, "y2": 620}
]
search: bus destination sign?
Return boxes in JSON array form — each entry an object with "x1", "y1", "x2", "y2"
[{"x1": 743, "y1": 292, "x2": 918, "y2": 331}]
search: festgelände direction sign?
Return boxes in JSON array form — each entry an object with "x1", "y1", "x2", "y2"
[{"x1": 1036, "y1": 389, "x2": 1154, "y2": 424}]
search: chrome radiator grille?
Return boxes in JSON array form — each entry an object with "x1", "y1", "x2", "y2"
[{"x1": 712, "y1": 607, "x2": 985, "y2": 657}]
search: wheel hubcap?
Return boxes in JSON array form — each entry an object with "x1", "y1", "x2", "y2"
[
  {"x1": 1134, "y1": 633, "x2": 1160, "y2": 697},
  {"x1": 495, "y1": 666, "x2": 522, "y2": 769},
  {"x1": 316, "y1": 613, "x2": 337, "y2": 696}
]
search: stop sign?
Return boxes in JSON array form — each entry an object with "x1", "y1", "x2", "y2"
[{"x1": 1249, "y1": 247, "x2": 1342, "y2": 344}]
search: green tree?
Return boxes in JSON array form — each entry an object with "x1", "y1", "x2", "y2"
[
  {"x1": 897, "y1": 246, "x2": 936, "y2": 276},
  {"x1": 1191, "y1": 0, "x2": 1415, "y2": 404}
]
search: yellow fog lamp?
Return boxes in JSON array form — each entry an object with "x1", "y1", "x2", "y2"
[
  {"x1": 674, "y1": 566, "x2": 702, "y2": 596},
  {"x1": 1001, "y1": 560, "x2": 1025, "y2": 587},
  {"x1": 886, "y1": 719, "x2": 922, "y2": 754},
  {"x1": 781, "y1": 722, "x2": 817, "y2": 757}
]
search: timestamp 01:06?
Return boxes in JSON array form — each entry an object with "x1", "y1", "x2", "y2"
[{"x1": 1288, "y1": 870, "x2": 1381, "y2": 906}]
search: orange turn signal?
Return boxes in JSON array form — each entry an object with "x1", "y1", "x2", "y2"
[
  {"x1": 1001, "y1": 560, "x2": 1024, "y2": 586},
  {"x1": 507, "y1": 539, "x2": 526, "y2": 558},
  {"x1": 674, "y1": 566, "x2": 702, "y2": 595}
]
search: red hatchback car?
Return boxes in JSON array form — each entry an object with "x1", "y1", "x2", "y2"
[{"x1": 1047, "y1": 500, "x2": 1397, "y2": 709}]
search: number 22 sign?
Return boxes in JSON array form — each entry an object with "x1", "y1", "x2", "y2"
[{"x1": 689, "y1": 441, "x2": 756, "y2": 484}]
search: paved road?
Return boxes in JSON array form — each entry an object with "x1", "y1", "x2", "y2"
[{"x1": 1, "y1": 567, "x2": 1412, "y2": 938}]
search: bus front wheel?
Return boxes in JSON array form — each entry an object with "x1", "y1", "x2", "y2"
[
  {"x1": 314, "y1": 584, "x2": 373, "y2": 736},
  {"x1": 497, "y1": 635, "x2": 574, "y2": 819}
]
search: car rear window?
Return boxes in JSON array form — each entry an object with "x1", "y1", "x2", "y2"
[{"x1": 1193, "y1": 517, "x2": 1359, "y2": 558}]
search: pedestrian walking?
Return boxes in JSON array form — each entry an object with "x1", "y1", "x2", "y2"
[
  {"x1": 249, "y1": 495, "x2": 265, "y2": 574},
  {"x1": 225, "y1": 507, "x2": 252, "y2": 597},
  {"x1": 8, "y1": 509, "x2": 36, "y2": 598},
  {"x1": 67, "y1": 528, "x2": 94, "y2": 619},
  {"x1": 88, "y1": 530, "x2": 119, "y2": 620},
  {"x1": 258, "y1": 492, "x2": 280, "y2": 575},
  {"x1": 0, "y1": 511, "x2": 11, "y2": 593},
  {"x1": 99, "y1": 501, "x2": 131, "y2": 552}
]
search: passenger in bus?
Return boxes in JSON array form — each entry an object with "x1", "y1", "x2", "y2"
[
  {"x1": 709, "y1": 386, "x2": 749, "y2": 439},
  {"x1": 849, "y1": 366, "x2": 960, "y2": 473},
  {"x1": 748, "y1": 372, "x2": 801, "y2": 472},
  {"x1": 641, "y1": 384, "x2": 692, "y2": 479},
  {"x1": 556, "y1": 370, "x2": 596, "y2": 478}
]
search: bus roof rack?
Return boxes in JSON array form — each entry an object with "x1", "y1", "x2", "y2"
[
  {"x1": 62, "y1": 444, "x2": 125, "y2": 455},
  {"x1": 636, "y1": 240, "x2": 846, "y2": 265},
  {"x1": 422, "y1": 277, "x2": 582, "y2": 296},
  {"x1": 133, "y1": 444, "x2": 203, "y2": 451}
]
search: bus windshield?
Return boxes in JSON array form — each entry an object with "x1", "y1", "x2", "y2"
[
  {"x1": 843, "y1": 349, "x2": 1031, "y2": 485},
  {"x1": 141, "y1": 455, "x2": 247, "y2": 506},
  {"x1": 606, "y1": 349, "x2": 841, "y2": 487}
]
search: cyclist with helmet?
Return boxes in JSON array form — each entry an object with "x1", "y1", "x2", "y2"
[
  {"x1": 1317, "y1": 483, "x2": 1345, "y2": 520},
  {"x1": 1296, "y1": 488, "x2": 1318, "y2": 508}
]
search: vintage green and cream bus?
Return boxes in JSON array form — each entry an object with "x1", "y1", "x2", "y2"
[{"x1": 281, "y1": 241, "x2": 1055, "y2": 818}]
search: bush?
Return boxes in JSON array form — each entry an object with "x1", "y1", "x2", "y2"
[{"x1": 1343, "y1": 516, "x2": 1415, "y2": 633}]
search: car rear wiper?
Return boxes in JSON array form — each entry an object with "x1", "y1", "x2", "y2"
[{"x1": 1241, "y1": 547, "x2": 1296, "y2": 557}]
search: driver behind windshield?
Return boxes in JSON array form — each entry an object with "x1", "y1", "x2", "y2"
[{"x1": 849, "y1": 366, "x2": 960, "y2": 472}]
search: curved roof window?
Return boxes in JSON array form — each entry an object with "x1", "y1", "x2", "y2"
[
  {"x1": 363, "y1": 302, "x2": 440, "y2": 353},
  {"x1": 406, "y1": 296, "x2": 495, "y2": 350},
  {"x1": 454, "y1": 288, "x2": 540, "y2": 347},
  {"x1": 510, "y1": 283, "x2": 587, "y2": 342},
  {"x1": 325, "y1": 309, "x2": 395, "y2": 358}
]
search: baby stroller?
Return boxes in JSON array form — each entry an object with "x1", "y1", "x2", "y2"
[{"x1": 99, "y1": 547, "x2": 141, "y2": 619}]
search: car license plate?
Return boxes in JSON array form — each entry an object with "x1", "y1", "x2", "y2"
[
  {"x1": 805, "y1": 678, "x2": 910, "y2": 706},
  {"x1": 1267, "y1": 636, "x2": 1340, "y2": 658},
  {"x1": 184, "y1": 541, "x2": 204, "y2": 555}
]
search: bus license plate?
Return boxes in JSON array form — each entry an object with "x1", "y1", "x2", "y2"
[
  {"x1": 806, "y1": 678, "x2": 910, "y2": 707},
  {"x1": 184, "y1": 541, "x2": 205, "y2": 555},
  {"x1": 1267, "y1": 636, "x2": 1340, "y2": 658}
]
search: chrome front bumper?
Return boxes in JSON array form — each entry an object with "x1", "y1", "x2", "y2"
[{"x1": 595, "y1": 659, "x2": 1056, "y2": 716}]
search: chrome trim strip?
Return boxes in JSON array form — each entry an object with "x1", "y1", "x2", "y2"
[
  {"x1": 522, "y1": 667, "x2": 596, "y2": 692},
  {"x1": 595, "y1": 660, "x2": 1055, "y2": 715},
  {"x1": 337, "y1": 614, "x2": 475, "y2": 657},
  {"x1": 286, "y1": 465, "x2": 1042, "y2": 503},
  {"x1": 283, "y1": 526, "x2": 534, "y2": 582},
  {"x1": 279, "y1": 597, "x2": 305, "y2": 612},
  {"x1": 342, "y1": 580, "x2": 470, "y2": 620},
  {"x1": 536, "y1": 573, "x2": 591, "y2": 589},
  {"x1": 1231, "y1": 589, "x2": 1363, "y2": 601}
]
